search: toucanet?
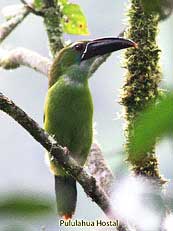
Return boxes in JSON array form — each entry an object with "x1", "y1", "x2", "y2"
[{"x1": 44, "y1": 37, "x2": 136, "y2": 219}]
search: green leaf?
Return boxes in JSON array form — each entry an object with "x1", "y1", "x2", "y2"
[
  {"x1": 34, "y1": 0, "x2": 44, "y2": 10},
  {"x1": 60, "y1": 0, "x2": 89, "y2": 35},
  {"x1": 129, "y1": 93, "x2": 173, "y2": 160},
  {"x1": 141, "y1": 0, "x2": 173, "y2": 20},
  {"x1": 0, "y1": 193, "x2": 54, "y2": 218}
]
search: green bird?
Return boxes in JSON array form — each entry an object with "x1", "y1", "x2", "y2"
[{"x1": 44, "y1": 37, "x2": 136, "y2": 219}]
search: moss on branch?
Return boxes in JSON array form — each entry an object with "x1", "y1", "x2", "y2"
[
  {"x1": 121, "y1": 0, "x2": 164, "y2": 184},
  {"x1": 44, "y1": 3, "x2": 64, "y2": 56}
]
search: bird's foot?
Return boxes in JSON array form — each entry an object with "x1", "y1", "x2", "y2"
[
  {"x1": 62, "y1": 214, "x2": 72, "y2": 220},
  {"x1": 63, "y1": 146, "x2": 69, "y2": 155}
]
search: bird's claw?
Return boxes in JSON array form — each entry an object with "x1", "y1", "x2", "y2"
[{"x1": 63, "y1": 147, "x2": 69, "y2": 155}]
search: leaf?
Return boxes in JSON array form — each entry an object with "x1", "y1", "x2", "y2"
[
  {"x1": 129, "y1": 93, "x2": 173, "y2": 160},
  {"x1": 141, "y1": 0, "x2": 173, "y2": 20},
  {"x1": 34, "y1": 0, "x2": 44, "y2": 10},
  {"x1": 0, "y1": 193, "x2": 54, "y2": 218},
  {"x1": 60, "y1": 0, "x2": 89, "y2": 35}
]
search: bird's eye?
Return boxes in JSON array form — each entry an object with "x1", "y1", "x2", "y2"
[{"x1": 74, "y1": 43, "x2": 84, "y2": 51}]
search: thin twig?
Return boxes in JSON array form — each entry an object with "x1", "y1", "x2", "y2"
[
  {"x1": 0, "y1": 47, "x2": 52, "y2": 76},
  {"x1": 20, "y1": 0, "x2": 44, "y2": 16},
  {"x1": 0, "y1": 6, "x2": 29, "y2": 43}
]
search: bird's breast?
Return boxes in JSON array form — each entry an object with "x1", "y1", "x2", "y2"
[{"x1": 44, "y1": 79, "x2": 93, "y2": 159}]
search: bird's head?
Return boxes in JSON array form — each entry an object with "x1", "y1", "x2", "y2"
[{"x1": 49, "y1": 37, "x2": 137, "y2": 86}]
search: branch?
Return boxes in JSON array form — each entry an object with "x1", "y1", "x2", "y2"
[
  {"x1": 121, "y1": 0, "x2": 164, "y2": 183},
  {"x1": 20, "y1": 0, "x2": 45, "y2": 16},
  {"x1": 87, "y1": 143, "x2": 113, "y2": 195},
  {"x1": 0, "y1": 92, "x2": 114, "y2": 218},
  {"x1": 43, "y1": 5, "x2": 64, "y2": 56},
  {"x1": 42, "y1": 0, "x2": 55, "y2": 8},
  {"x1": 0, "y1": 47, "x2": 51, "y2": 76},
  {"x1": 86, "y1": 146, "x2": 129, "y2": 230},
  {"x1": 0, "y1": 5, "x2": 29, "y2": 43}
]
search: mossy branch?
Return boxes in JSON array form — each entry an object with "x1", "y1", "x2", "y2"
[
  {"x1": 121, "y1": 0, "x2": 164, "y2": 182},
  {"x1": 0, "y1": 47, "x2": 51, "y2": 75},
  {"x1": 43, "y1": 3, "x2": 64, "y2": 56}
]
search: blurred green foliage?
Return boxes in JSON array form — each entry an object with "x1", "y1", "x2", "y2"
[
  {"x1": 129, "y1": 92, "x2": 173, "y2": 160},
  {"x1": 0, "y1": 193, "x2": 54, "y2": 218},
  {"x1": 34, "y1": 0, "x2": 43, "y2": 10},
  {"x1": 141, "y1": 0, "x2": 173, "y2": 20}
]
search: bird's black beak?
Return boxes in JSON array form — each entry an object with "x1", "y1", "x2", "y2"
[{"x1": 81, "y1": 37, "x2": 137, "y2": 60}]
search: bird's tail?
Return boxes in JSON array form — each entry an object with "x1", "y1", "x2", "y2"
[{"x1": 55, "y1": 175, "x2": 77, "y2": 219}]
